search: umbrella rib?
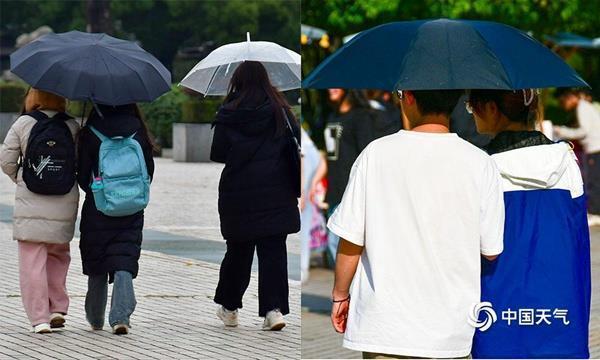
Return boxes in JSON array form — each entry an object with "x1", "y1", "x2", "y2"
[
  {"x1": 100, "y1": 48, "x2": 152, "y2": 101},
  {"x1": 203, "y1": 64, "x2": 222, "y2": 96},
  {"x1": 471, "y1": 27, "x2": 514, "y2": 89}
]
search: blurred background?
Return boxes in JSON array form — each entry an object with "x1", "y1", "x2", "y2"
[
  {"x1": 0, "y1": 0, "x2": 300, "y2": 153},
  {"x1": 302, "y1": 0, "x2": 599, "y2": 145},
  {"x1": 0, "y1": 0, "x2": 302, "y2": 283},
  {"x1": 299, "y1": 1, "x2": 600, "y2": 358}
]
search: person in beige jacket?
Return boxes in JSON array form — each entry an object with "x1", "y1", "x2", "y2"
[{"x1": 0, "y1": 88, "x2": 79, "y2": 334}]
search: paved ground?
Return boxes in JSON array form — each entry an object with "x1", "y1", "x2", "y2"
[
  {"x1": 0, "y1": 158, "x2": 300, "y2": 359},
  {"x1": 301, "y1": 228, "x2": 600, "y2": 359}
]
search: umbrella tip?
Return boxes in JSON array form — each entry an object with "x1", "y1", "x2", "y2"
[{"x1": 247, "y1": 32, "x2": 250, "y2": 42}]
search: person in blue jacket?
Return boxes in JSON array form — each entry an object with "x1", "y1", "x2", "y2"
[{"x1": 467, "y1": 89, "x2": 591, "y2": 358}]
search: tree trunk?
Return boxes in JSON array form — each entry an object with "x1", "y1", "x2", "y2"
[{"x1": 86, "y1": 0, "x2": 113, "y2": 34}]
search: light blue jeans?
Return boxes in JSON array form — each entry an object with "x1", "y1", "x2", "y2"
[{"x1": 85, "y1": 271, "x2": 136, "y2": 328}]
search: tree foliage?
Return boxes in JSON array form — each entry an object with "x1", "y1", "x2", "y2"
[
  {"x1": 1, "y1": 0, "x2": 300, "y2": 71},
  {"x1": 301, "y1": 0, "x2": 599, "y2": 39}
]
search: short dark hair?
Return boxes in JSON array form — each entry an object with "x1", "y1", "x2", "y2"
[
  {"x1": 468, "y1": 89, "x2": 538, "y2": 126},
  {"x1": 411, "y1": 90, "x2": 464, "y2": 116}
]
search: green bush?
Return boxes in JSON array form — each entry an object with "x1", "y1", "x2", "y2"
[
  {"x1": 139, "y1": 85, "x2": 188, "y2": 148},
  {"x1": 181, "y1": 99, "x2": 202, "y2": 123},
  {"x1": 0, "y1": 81, "x2": 28, "y2": 112},
  {"x1": 181, "y1": 96, "x2": 221, "y2": 124}
]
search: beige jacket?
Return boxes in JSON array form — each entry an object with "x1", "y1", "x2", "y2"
[{"x1": 0, "y1": 111, "x2": 80, "y2": 244}]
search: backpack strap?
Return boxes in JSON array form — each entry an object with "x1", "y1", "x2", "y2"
[
  {"x1": 89, "y1": 126, "x2": 109, "y2": 142},
  {"x1": 26, "y1": 110, "x2": 73, "y2": 122},
  {"x1": 25, "y1": 110, "x2": 50, "y2": 122}
]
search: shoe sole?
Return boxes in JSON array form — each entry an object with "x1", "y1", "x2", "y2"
[
  {"x1": 263, "y1": 322, "x2": 286, "y2": 331},
  {"x1": 50, "y1": 317, "x2": 65, "y2": 329},
  {"x1": 35, "y1": 328, "x2": 52, "y2": 334},
  {"x1": 113, "y1": 326, "x2": 129, "y2": 335}
]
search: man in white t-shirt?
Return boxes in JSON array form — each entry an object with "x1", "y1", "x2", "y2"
[{"x1": 328, "y1": 89, "x2": 505, "y2": 358}]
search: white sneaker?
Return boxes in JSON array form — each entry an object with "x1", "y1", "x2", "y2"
[
  {"x1": 588, "y1": 214, "x2": 600, "y2": 227},
  {"x1": 112, "y1": 323, "x2": 129, "y2": 335},
  {"x1": 262, "y1": 309, "x2": 285, "y2": 331},
  {"x1": 32, "y1": 323, "x2": 52, "y2": 334},
  {"x1": 217, "y1": 306, "x2": 238, "y2": 327},
  {"x1": 49, "y1": 313, "x2": 65, "y2": 329}
]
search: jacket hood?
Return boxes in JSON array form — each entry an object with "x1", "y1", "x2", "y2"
[
  {"x1": 215, "y1": 96, "x2": 276, "y2": 136},
  {"x1": 86, "y1": 113, "x2": 141, "y2": 138},
  {"x1": 491, "y1": 142, "x2": 574, "y2": 189}
]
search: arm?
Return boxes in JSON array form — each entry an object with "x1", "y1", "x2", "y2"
[
  {"x1": 0, "y1": 122, "x2": 22, "y2": 183},
  {"x1": 309, "y1": 152, "x2": 328, "y2": 203},
  {"x1": 327, "y1": 151, "x2": 368, "y2": 333},
  {"x1": 76, "y1": 129, "x2": 94, "y2": 192},
  {"x1": 142, "y1": 140, "x2": 155, "y2": 180},
  {"x1": 480, "y1": 160, "x2": 505, "y2": 260},
  {"x1": 331, "y1": 239, "x2": 363, "y2": 333},
  {"x1": 210, "y1": 122, "x2": 231, "y2": 163},
  {"x1": 300, "y1": 156, "x2": 306, "y2": 211},
  {"x1": 553, "y1": 125, "x2": 586, "y2": 140}
]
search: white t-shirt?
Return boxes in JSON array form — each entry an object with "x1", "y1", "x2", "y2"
[{"x1": 328, "y1": 130, "x2": 505, "y2": 358}]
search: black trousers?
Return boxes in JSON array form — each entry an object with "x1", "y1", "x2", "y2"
[{"x1": 214, "y1": 234, "x2": 289, "y2": 317}]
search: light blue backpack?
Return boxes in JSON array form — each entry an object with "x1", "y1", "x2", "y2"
[{"x1": 89, "y1": 126, "x2": 150, "y2": 217}]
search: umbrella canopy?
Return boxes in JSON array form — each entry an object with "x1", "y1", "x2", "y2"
[
  {"x1": 303, "y1": 19, "x2": 589, "y2": 91},
  {"x1": 180, "y1": 33, "x2": 301, "y2": 96},
  {"x1": 10, "y1": 31, "x2": 171, "y2": 105}
]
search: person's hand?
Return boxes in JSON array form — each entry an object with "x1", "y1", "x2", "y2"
[
  {"x1": 309, "y1": 183, "x2": 318, "y2": 204},
  {"x1": 331, "y1": 295, "x2": 350, "y2": 333},
  {"x1": 299, "y1": 192, "x2": 306, "y2": 211}
]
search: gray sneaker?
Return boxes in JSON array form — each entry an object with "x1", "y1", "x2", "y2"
[
  {"x1": 262, "y1": 309, "x2": 285, "y2": 331},
  {"x1": 217, "y1": 306, "x2": 238, "y2": 327}
]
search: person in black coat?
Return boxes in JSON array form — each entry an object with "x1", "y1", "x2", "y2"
[
  {"x1": 211, "y1": 61, "x2": 300, "y2": 331},
  {"x1": 77, "y1": 103, "x2": 155, "y2": 335}
]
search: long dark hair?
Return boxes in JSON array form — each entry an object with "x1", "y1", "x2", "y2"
[
  {"x1": 224, "y1": 61, "x2": 295, "y2": 135},
  {"x1": 88, "y1": 103, "x2": 158, "y2": 151}
]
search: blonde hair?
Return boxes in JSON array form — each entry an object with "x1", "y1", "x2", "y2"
[{"x1": 22, "y1": 88, "x2": 66, "y2": 113}]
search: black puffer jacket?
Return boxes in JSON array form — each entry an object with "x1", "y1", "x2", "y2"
[
  {"x1": 77, "y1": 110, "x2": 154, "y2": 282},
  {"x1": 211, "y1": 95, "x2": 300, "y2": 242}
]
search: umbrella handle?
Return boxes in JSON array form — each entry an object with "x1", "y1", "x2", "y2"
[{"x1": 91, "y1": 99, "x2": 104, "y2": 118}]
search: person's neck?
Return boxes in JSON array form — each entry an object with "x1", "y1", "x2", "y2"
[
  {"x1": 492, "y1": 119, "x2": 531, "y2": 136},
  {"x1": 410, "y1": 114, "x2": 450, "y2": 133}
]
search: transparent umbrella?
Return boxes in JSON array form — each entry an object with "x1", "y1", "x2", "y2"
[{"x1": 180, "y1": 33, "x2": 300, "y2": 96}]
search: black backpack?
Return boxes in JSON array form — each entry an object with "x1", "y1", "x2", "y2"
[{"x1": 22, "y1": 110, "x2": 76, "y2": 195}]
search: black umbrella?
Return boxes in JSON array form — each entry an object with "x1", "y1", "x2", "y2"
[{"x1": 10, "y1": 31, "x2": 171, "y2": 106}]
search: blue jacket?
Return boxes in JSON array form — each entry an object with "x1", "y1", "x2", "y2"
[{"x1": 473, "y1": 136, "x2": 591, "y2": 358}]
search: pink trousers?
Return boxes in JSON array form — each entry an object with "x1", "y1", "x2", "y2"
[{"x1": 18, "y1": 241, "x2": 71, "y2": 326}]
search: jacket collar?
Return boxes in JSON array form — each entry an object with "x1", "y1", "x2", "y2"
[{"x1": 485, "y1": 130, "x2": 554, "y2": 155}]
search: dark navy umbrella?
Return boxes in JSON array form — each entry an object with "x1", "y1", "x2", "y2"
[
  {"x1": 10, "y1": 31, "x2": 171, "y2": 105},
  {"x1": 303, "y1": 19, "x2": 589, "y2": 90}
]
